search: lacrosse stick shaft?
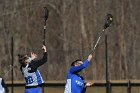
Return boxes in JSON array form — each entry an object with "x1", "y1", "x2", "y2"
[
  {"x1": 3, "y1": 65, "x2": 14, "y2": 78},
  {"x1": 43, "y1": 21, "x2": 46, "y2": 45},
  {"x1": 91, "y1": 29, "x2": 105, "y2": 54},
  {"x1": 11, "y1": 37, "x2": 14, "y2": 93}
]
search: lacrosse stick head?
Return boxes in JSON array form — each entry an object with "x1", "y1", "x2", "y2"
[
  {"x1": 44, "y1": 7, "x2": 49, "y2": 21},
  {"x1": 104, "y1": 14, "x2": 113, "y2": 29}
]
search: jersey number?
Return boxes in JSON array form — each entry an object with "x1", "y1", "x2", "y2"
[{"x1": 25, "y1": 76, "x2": 34, "y2": 84}]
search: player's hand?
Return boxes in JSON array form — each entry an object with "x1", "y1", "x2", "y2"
[
  {"x1": 87, "y1": 54, "x2": 93, "y2": 61},
  {"x1": 85, "y1": 82, "x2": 93, "y2": 87},
  {"x1": 31, "y1": 52, "x2": 37, "y2": 60},
  {"x1": 42, "y1": 45, "x2": 47, "y2": 52}
]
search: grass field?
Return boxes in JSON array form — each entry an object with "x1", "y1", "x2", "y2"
[
  {"x1": 6, "y1": 80, "x2": 140, "y2": 93},
  {"x1": 7, "y1": 86, "x2": 140, "y2": 93}
]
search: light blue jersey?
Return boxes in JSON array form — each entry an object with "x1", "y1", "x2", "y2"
[
  {"x1": 64, "y1": 60, "x2": 89, "y2": 93},
  {"x1": 21, "y1": 64, "x2": 44, "y2": 87}
]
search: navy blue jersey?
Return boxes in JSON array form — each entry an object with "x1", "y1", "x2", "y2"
[{"x1": 64, "y1": 60, "x2": 89, "y2": 93}]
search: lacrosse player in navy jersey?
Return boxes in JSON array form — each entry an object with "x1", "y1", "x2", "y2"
[
  {"x1": 64, "y1": 54, "x2": 94, "y2": 93},
  {"x1": 19, "y1": 45, "x2": 47, "y2": 93}
]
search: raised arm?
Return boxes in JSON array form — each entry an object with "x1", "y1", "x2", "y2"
[
  {"x1": 69, "y1": 54, "x2": 93, "y2": 73},
  {"x1": 30, "y1": 45, "x2": 47, "y2": 68},
  {"x1": 69, "y1": 60, "x2": 89, "y2": 73}
]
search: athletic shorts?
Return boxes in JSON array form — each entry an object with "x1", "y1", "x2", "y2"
[{"x1": 25, "y1": 87, "x2": 41, "y2": 93}]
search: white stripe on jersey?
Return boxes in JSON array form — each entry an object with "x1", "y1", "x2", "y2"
[
  {"x1": 64, "y1": 79, "x2": 71, "y2": 93},
  {"x1": 0, "y1": 78, "x2": 5, "y2": 93}
]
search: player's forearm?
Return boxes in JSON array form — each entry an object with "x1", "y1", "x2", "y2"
[{"x1": 36, "y1": 52, "x2": 48, "y2": 66}]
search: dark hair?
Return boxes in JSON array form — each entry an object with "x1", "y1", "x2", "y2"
[
  {"x1": 18, "y1": 54, "x2": 28, "y2": 65},
  {"x1": 71, "y1": 59, "x2": 82, "y2": 66}
]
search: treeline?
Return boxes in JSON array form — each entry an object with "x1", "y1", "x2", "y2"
[{"x1": 0, "y1": 0, "x2": 139, "y2": 81}]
